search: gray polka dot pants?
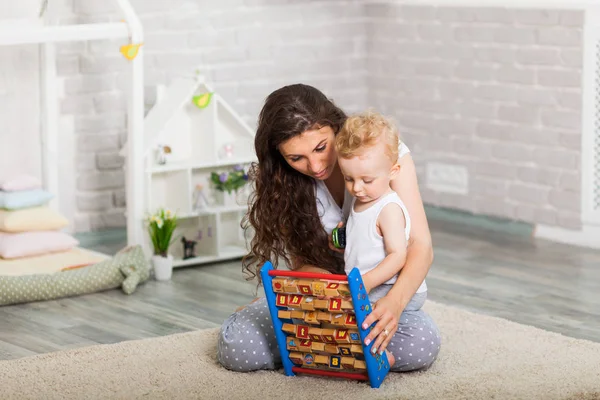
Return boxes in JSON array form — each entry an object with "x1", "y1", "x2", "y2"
[{"x1": 217, "y1": 293, "x2": 441, "y2": 373}]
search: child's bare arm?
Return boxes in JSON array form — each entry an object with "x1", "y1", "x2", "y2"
[{"x1": 362, "y1": 203, "x2": 408, "y2": 293}]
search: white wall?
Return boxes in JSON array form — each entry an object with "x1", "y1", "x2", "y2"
[{"x1": 0, "y1": 1, "x2": 41, "y2": 183}]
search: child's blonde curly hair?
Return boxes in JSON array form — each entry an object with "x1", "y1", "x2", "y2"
[{"x1": 335, "y1": 110, "x2": 400, "y2": 163}]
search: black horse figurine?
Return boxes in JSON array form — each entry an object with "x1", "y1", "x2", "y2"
[{"x1": 181, "y1": 236, "x2": 197, "y2": 260}]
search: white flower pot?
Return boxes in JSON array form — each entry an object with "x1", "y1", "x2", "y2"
[
  {"x1": 215, "y1": 190, "x2": 238, "y2": 207},
  {"x1": 152, "y1": 254, "x2": 173, "y2": 281}
]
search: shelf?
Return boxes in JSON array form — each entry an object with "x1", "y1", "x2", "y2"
[
  {"x1": 191, "y1": 157, "x2": 256, "y2": 170},
  {"x1": 147, "y1": 157, "x2": 256, "y2": 174},
  {"x1": 178, "y1": 205, "x2": 247, "y2": 218},
  {"x1": 0, "y1": 21, "x2": 130, "y2": 46},
  {"x1": 172, "y1": 245, "x2": 246, "y2": 268}
]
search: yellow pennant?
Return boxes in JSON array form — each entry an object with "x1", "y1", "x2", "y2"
[
  {"x1": 192, "y1": 92, "x2": 213, "y2": 109},
  {"x1": 120, "y1": 43, "x2": 143, "y2": 60}
]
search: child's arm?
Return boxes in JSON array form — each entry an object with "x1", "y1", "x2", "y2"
[{"x1": 362, "y1": 203, "x2": 408, "y2": 293}]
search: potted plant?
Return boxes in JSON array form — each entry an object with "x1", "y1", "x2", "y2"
[
  {"x1": 210, "y1": 164, "x2": 249, "y2": 206},
  {"x1": 147, "y1": 208, "x2": 178, "y2": 280}
]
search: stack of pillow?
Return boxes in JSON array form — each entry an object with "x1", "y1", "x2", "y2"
[{"x1": 0, "y1": 175, "x2": 79, "y2": 260}]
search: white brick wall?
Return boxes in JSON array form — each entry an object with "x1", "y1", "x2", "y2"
[
  {"x1": 1, "y1": 1, "x2": 586, "y2": 232},
  {"x1": 55, "y1": 0, "x2": 367, "y2": 231},
  {"x1": 367, "y1": 4, "x2": 584, "y2": 229}
]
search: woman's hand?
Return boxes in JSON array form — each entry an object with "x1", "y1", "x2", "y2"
[
  {"x1": 328, "y1": 221, "x2": 345, "y2": 253},
  {"x1": 362, "y1": 294, "x2": 404, "y2": 355}
]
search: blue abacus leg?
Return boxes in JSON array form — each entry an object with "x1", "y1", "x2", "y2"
[
  {"x1": 347, "y1": 268, "x2": 390, "y2": 388},
  {"x1": 260, "y1": 261, "x2": 295, "y2": 377}
]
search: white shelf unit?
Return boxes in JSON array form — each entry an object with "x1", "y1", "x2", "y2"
[
  {"x1": 136, "y1": 77, "x2": 256, "y2": 267},
  {"x1": 0, "y1": 0, "x2": 144, "y2": 235}
]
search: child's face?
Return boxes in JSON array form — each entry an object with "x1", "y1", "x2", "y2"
[{"x1": 338, "y1": 140, "x2": 399, "y2": 204}]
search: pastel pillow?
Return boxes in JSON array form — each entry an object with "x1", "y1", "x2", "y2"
[
  {"x1": 0, "y1": 175, "x2": 41, "y2": 192},
  {"x1": 0, "y1": 189, "x2": 54, "y2": 210},
  {"x1": 0, "y1": 231, "x2": 79, "y2": 259},
  {"x1": 0, "y1": 207, "x2": 68, "y2": 233}
]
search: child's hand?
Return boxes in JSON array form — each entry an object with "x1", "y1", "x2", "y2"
[{"x1": 328, "y1": 221, "x2": 345, "y2": 253}]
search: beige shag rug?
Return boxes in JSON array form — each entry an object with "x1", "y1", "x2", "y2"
[{"x1": 1, "y1": 301, "x2": 599, "y2": 400}]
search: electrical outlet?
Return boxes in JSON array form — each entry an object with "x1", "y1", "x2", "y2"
[{"x1": 426, "y1": 162, "x2": 469, "y2": 195}]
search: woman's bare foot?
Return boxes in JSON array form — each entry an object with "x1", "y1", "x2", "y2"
[
  {"x1": 386, "y1": 350, "x2": 395, "y2": 368},
  {"x1": 235, "y1": 297, "x2": 261, "y2": 312}
]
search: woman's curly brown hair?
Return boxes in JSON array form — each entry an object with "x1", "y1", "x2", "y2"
[{"x1": 242, "y1": 84, "x2": 347, "y2": 284}]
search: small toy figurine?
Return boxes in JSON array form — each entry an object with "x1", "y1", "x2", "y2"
[
  {"x1": 181, "y1": 236, "x2": 197, "y2": 260},
  {"x1": 223, "y1": 143, "x2": 234, "y2": 158},
  {"x1": 193, "y1": 184, "x2": 209, "y2": 210},
  {"x1": 332, "y1": 226, "x2": 346, "y2": 249}
]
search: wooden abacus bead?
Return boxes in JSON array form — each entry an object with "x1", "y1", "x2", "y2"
[
  {"x1": 284, "y1": 279, "x2": 299, "y2": 293},
  {"x1": 315, "y1": 354, "x2": 329, "y2": 366},
  {"x1": 344, "y1": 313, "x2": 358, "y2": 327},
  {"x1": 291, "y1": 310, "x2": 305, "y2": 319},
  {"x1": 308, "y1": 327, "x2": 323, "y2": 342},
  {"x1": 317, "y1": 311, "x2": 332, "y2": 323},
  {"x1": 311, "y1": 342, "x2": 325, "y2": 353},
  {"x1": 287, "y1": 294, "x2": 304, "y2": 308},
  {"x1": 338, "y1": 346, "x2": 352, "y2": 356},
  {"x1": 313, "y1": 299, "x2": 328, "y2": 309},
  {"x1": 278, "y1": 310, "x2": 292, "y2": 320},
  {"x1": 296, "y1": 325, "x2": 310, "y2": 339},
  {"x1": 329, "y1": 355, "x2": 342, "y2": 369},
  {"x1": 321, "y1": 328, "x2": 337, "y2": 343},
  {"x1": 276, "y1": 293, "x2": 289, "y2": 306},
  {"x1": 300, "y1": 296, "x2": 315, "y2": 311},
  {"x1": 336, "y1": 284, "x2": 351, "y2": 297},
  {"x1": 324, "y1": 282, "x2": 342, "y2": 297},
  {"x1": 341, "y1": 357, "x2": 356, "y2": 369},
  {"x1": 289, "y1": 352, "x2": 303, "y2": 365},
  {"x1": 304, "y1": 311, "x2": 319, "y2": 325},
  {"x1": 348, "y1": 330, "x2": 362, "y2": 343},
  {"x1": 296, "y1": 280, "x2": 314, "y2": 295},
  {"x1": 324, "y1": 344, "x2": 339, "y2": 354},
  {"x1": 298, "y1": 339, "x2": 312, "y2": 352},
  {"x1": 272, "y1": 278, "x2": 286, "y2": 293},
  {"x1": 286, "y1": 336, "x2": 299, "y2": 351},
  {"x1": 311, "y1": 281, "x2": 326, "y2": 296},
  {"x1": 282, "y1": 323, "x2": 296, "y2": 334},
  {"x1": 350, "y1": 344, "x2": 363, "y2": 354},
  {"x1": 331, "y1": 313, "x2": 346, "y2": 325},
  {"x1": 341, "y1": 300, "x2": 353, "y2": 310},
  {"x1": 302, "y1": 353, "x2": 316, "y2": 367},
  {"x1": 334, "y1": 329, "x2": 352, "y2": 343}
]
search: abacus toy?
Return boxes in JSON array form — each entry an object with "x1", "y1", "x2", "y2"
[{"x1": 261, "y1": 261, "x2": 390, "y2": 388}]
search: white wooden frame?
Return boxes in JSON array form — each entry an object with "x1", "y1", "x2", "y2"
[
  {"x1": 0, "y1": 0, "x2": 143, "y2": 241},
  {"x1": 581, "y1": 6, "x2": 600, "y2": 226},
  {"x1": 534, "y1": 5, "x2": 600, "y2": 248}
]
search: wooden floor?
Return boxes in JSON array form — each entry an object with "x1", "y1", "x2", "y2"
[{"x1": 1, "y1": 217, "x2": 599, "y2": 361}]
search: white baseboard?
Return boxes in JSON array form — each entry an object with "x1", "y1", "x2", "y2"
[
  {"x1": 366, "y1": 0, "x2": 599, "y2": 10},
  {"x1": 534, "y1": 223, "x2": 600, "y2": 249}
]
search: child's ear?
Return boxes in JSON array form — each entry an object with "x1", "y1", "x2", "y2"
[{"x1": 390, "y1": 163, "x2": 401, "y2": 179}]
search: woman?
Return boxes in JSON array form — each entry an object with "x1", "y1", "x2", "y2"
[{"x1": 217, "y1": 84, "x2": 440, "y2": 372}]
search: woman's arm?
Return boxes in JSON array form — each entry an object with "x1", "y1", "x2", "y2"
[{"x1": 362, "y1": 153, "x2": 434, "y2": 353}]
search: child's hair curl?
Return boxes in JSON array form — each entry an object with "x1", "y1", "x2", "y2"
[{"x1": 335, "y1": 110, "x2": 400, "y2": 163}]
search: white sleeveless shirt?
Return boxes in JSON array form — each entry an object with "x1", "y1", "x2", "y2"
[
  {"x1": 344, "y1": 192, "x2": 411, "y2": 285},
  {"x1": 315, "y1": 142, "x2": 427, "y2": 293}
]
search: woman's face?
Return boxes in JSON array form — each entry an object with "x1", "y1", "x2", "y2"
[{"x1": 278, "y1": 126, "x2": 337, "y2": 180}]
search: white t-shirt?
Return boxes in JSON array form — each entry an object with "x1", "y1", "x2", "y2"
[{"x1": 315, "y1": 142, "x2": 427, "y2": 293}]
